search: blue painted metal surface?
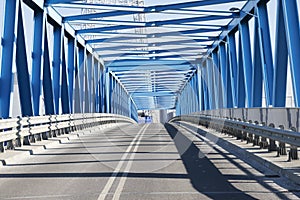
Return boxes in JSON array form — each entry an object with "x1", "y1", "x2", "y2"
[
  {"x1": 227, "y1": 34, "x2": 238, "y2": 108},
  {"x1": 0, "y1": 0, "x2": 299, "y2": 119},
  {"x1": 281, "y1": 0, "x2": 300, "y2": 107},
  {"x1": 16, "y1": 2, "x2": 33, "y2": 116},
  {"x1": 52, "y1": 26, "x2": 62, "y2": 114},
  {"x1": 273, "y1": 0, "x2": 288, "y2": 107},
  {"x1": 0, "y1": 0, "x2": 18, "y2": 118},
  {"x1": 239, "y1": 20, "x2": 253, "y2": 108},
  {"x1": 31, "y1": 10, "x2": 44, "y2": 116},
  {"x1": 43, "y1": 26, "x2": 55, "y2": 115},
  {"x1": 61, "y1": 37, "x2": 70, "y2": 114}
]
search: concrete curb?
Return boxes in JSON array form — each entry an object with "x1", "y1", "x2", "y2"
[{"x1": 171, "y1": 122, "x2": 300, "y2": 185}]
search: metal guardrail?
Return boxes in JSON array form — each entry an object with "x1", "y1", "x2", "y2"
[
  {"x1": 170, "y1": 114, "x2": 300, "y2": 161},
  {"x1": 0, "y1": 113, "x2": 136, "y2": 152},
  {"x1": 193, "y1": 108, "x2": 300, "y2": 132}
]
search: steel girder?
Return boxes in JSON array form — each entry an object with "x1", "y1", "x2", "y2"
[
  {"x1": 1, "y1": 0, "x2": 300, "y2": 118},
  {"x1": 177, "y1": 0, "x2": 300, "y2": 115}
]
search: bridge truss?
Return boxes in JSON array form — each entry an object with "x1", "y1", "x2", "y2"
[{"x1": 0, "y1": 0, "x2": 299, "y2": 120}]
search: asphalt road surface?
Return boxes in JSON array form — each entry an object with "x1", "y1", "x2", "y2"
[{"x1": 0, "y1": 123, "x2": 299, "y2": 200}]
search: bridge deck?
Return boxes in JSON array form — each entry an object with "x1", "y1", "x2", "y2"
[{"x1": 0, "y1": 124, "x2": 298, "y2": 200}]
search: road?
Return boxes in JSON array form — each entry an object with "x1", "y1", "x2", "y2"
[{"x1": 0, "y1": 123, "x2": 298, "y2": 200}]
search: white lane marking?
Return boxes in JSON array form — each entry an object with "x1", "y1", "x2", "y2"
[
  {"x1": 4, "y1": 194, "x2": 71, "y2": 199},
  {"x1": 97, "y1": 124, "x2": 148, "y2": 200},
  {"x1": 112, "y1": 124, "x2": 148, "y2": 200}
]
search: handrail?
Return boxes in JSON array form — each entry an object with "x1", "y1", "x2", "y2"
[
  {"x1": 170, "y1": 114, "x2": 300, "y2": 148},
  {"x1": 0, "y1": 113, "x2": 136, "y2": 152}
]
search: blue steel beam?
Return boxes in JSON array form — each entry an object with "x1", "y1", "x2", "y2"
[
  {"x1": 200, "y1": 63, "x2": 209, "y2": 110},
  {"x1": 53, "y1": 2, "x2": 234, "y2": 16},
  {"x1": 212, "y1": 51, "x2": 222, "y2": 109},
  {"x1": 107, "y1": 59, "x2": 190, "y2": 66},
  {"x1": 95, "y1": 46, "x2": 207, "y2": 53},
  {"x1": 75, "y1": 15, "x2": 232, "y2": 34},
  {"x1": 43, "y1": 25, "x2": 55, "y2": 115},
  {"x1": 257, "y1": 3, "x2": 274, "y2": 107},
  {"x1": 273, "y1": 0, "x2": 288, "y2": 107},
  {"x1": 84, "y1": 53, "x2": 90, "y2": 113},
  {"x1": 226, "y1": 45, "x2": 233, "y2": 108},
  {"x1": 227, "y1": 34, "x2": 238, "y2": 107},
  {"x1": 60, "y1": 0, "x2": 245, "y2": 21},
  {"x1": 108, "y1": 65, "x2": 192, "y2": 72},
  {"x1": 252, "y1": 16, "x2": 263, "y2": 107},
  {"x1": 0, "y1": 0, "x2": 18, "y2": 118},
  {"x1": 48, "y1": 0, "x2": 243, "y2": 11},
  {"x1": 131, "y1": 92, "x2": 175, "y2": 97},
  {"x1": 52, "y1": 26, "x2": 62, "y2": 114},
  {"x1": 281, "y1": 0, "x2": 300, "y2": 107},
  {"x1": 239, "y1": 20, "x2": 253, "y2": 108},
  {"x1": 101, "y1": 50, "x2": 205, "y2": 58},
  {"x1": 74, "y1": 49, "x2": 81, "y2": 113},
  {"x1": 78, "y1": 46, "x2": 85, "y2": 112},
  {"x1": 67, "y1": 37, "x2": 75, "y2": 112},
  {"x1": 206, "y1": 59, "x2": 214, "y2": 109},
  {"x1": 237, "y1": 35, "x2": 246, "y2": 108},
  {"x1": 86, "y1": 28, "x2": 220, "y2": 44},
  {"x1": 61, "y1": 37, "x2": 70, "y2": 114},
  {"x1": 94, "y1": 60, "x2": 99, "y2": 113},
  {"x1": 86, "y1": 33, "x2": 214, "y2": 44},
  {"x1": 16, "y1": 2, "x2": 33, "y2": 117},
  {"x1": 219, "y1": 43, "x2": 227, "y2": 108},
  {"x1": 31, "y1": 10, "x2": 44, "y2": 116},
  {"x1": 208, "y1": 0, "x2": 259, "y2": 54}
]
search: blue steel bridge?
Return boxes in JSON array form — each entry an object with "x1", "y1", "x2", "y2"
[{"x1": 0, "y1": 0, "x2": 299, "y2": 199}]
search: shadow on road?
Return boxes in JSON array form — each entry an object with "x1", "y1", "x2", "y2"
[{"x1": 165, "y1": 123, "x2": 258, "y2": 200}]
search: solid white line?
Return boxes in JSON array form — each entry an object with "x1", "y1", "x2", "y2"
[
  {"x1": 112, "y1": 124, "x2": 148, "y2": 200},
  {"x1": 97, "y1": 124, "x2": 148, "y2": 200}
]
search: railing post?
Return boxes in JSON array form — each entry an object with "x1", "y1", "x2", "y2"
[
  {"x1": 15, "y1": 116, "x2": 22, "y2": 147},
  {"x1": 23, "y1": 117, "x2": 31, "y2": 145},
  {"x1": 28, "y1": 117, "x2": 36, "y2": 144},
  {"x1": 268, "y1": 124, "x2": 277, "y2": 152},
  {"x1": 42, "y1": 117, "x2": 49, "y2": 140},
  {"x1": 288, "y1": 127, "x2": 298, "y2": 161}
]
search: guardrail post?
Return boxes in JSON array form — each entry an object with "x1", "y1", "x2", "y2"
[
  {"x1": 55, "y1": 115, "x2": 61, "y2": 136},
  {"x1": 42, "y1": 115, "x2": 49, "y2": 140},
  {"x1": 15, "y1": 116, "x2": 22, "y2": 147},
  {"x1": 259, "y1": 123, "x2": 268, "y2": 149},
  {"x1": 253, "y1": 135, "x2": 260, "y2": 146},
  {"x1": 49, "y1": 115, "x2": 53, "y2": 138},
  {"x1": 236, "y1": 119, "x2": 243, "y2": 140},
  {"x1": 52, "y1": 115, "x2": 57, "y2": 137},
  {"x1": 65, "y1": 115, "x2": 70, "y2": 134},
  {"x1": 268, "y1": 124, "x2": 277, "y2": 152},
  {"x1": 6, "y1": 119, "x2": 16, "y2": 150},
  {"x1": 23, "y1": 117, "x2": 31, "y2": 145},
  {"x1": 6, "y1": 140, "x2": 14, "y2": 150},
  {"x1": 28, "y1": 117, "x2": 36, "y2": 144},
  {"x1": 82, "y1": 114, "x2": 85, "y2": 129},
  {"x1": 246, "y1": 120, "x2": 253, "y2": 144},
  {"x1": 276, "y1": 125, "x2": 287, "y2": 157},
  {"x1": 288, "y1": 127, "x2": 299, "y2": 162},
  {"x1": 70, "y1": 114, "x2": 75, "y2": 132},
  {"x1": 252, "y1": 122, "x2": 260, "y2": 146},
  {"x1": 35, "y1": 122, "x2": 42, "y2": 141}
]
